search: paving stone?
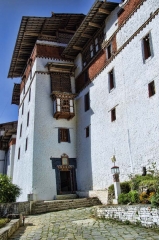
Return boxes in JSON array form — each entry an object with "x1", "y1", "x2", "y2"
[{"x1": 8, "y1": 207, "x2": 159, "y2": 240}]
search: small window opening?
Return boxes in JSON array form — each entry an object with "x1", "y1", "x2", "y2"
[
  {"x1": 111, "y1": 108, "x2": 116, "y2": 122},
  {"x1": 107, "y1": 44, "x2": 112, "y2": 59},
  {"x1": 109, "y1": 69, "x2": 115, "y2": 92},
  {"x1": 84, "y1": 92, "x2": 90, "y2": 112},
  {"x1": 148, "y1": 81, "x2": 155, "y2": 97},
  {"x1": 25, "y1": 138, "x2": 28, "y2": 151},
  {"x1": 86, "y1": 126, "x2": 89, "y2": 138},
  {"x1": 18, "y1": 147, "x2": 20, "y2": 160},
  {"x1": 143, "y1": 34, "x2": 151, "y2": 60},
  {"x1": 27, "y1": 112, "x2": 30, "y2": 127}
]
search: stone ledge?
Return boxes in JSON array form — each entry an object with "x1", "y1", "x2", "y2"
[
  {"x1": 0, "y1": 219, "x2": 21, "y2": 240},
  {"x1": 94, "y1": 205, "x2": 159, "y2": 228}
]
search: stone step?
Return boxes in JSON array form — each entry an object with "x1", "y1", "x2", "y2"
[
  {"x1": 31, "y1": 197, "x2": 101, "y2": 214},
  {"x1": 55, "y1": 194, "x2": 77, "y2": 200}
]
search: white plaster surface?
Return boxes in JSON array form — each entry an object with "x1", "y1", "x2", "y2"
[{"x1": 76, "y1": 2, "x2": 159, "y2": 199}]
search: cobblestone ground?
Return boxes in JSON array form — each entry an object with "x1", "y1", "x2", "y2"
[{"x1": 10, "y1": 207, "x2": 159, "y2": 240}]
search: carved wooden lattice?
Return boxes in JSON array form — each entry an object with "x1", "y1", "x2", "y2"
[
  {"x1": 82, "y1": 28, "x2": 104, "y2": 67},
  {"x1": 51, "y1": 72, "x2": 71, "y2": 93},
  {"x1": 61, "y1": 99, "x2": 70, "y2": 112}
]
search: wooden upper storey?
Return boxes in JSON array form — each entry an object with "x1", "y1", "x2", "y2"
[
  {"x1": 8, "y1": 13, "x2": 85, "y2": 78},
  {"x1": 0, "y1": 121, "x2": 17, "y2": 150}
]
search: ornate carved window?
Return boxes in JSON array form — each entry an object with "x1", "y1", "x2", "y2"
[
  {"x1": 51, "y1": 72, "x2": 71, "y2": 93},
  {"x1": 58, "y1": 129, "x2": 70, "y2": 143}
]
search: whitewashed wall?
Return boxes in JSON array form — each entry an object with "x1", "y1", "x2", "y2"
[
  {"x1": 12, "y1": 58, "x2": 37, "y2": 201},
  {"x1": 76, "y1": 1, "x2": 159, "y2": 198}
]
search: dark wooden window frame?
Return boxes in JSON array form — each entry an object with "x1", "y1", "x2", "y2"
[
  {"x1": 111, "y1": 108, "x2": 116, "y2": 122},
  {"x1": 58, "y1": 128, "x2": 71, "y2": 143},
  {"x1": 109, "y1": 69, "x2": 115, "y2": 92},
  {"x1": 148, "y1": 80, "x2": 155, "y2": 97},
  {"x1": 84, "y1": 92, "x2": 90, "y2": 112},
  {"x1": 107, "y1": 44, "x2": 112, "y2": 59},
  {"x1": 142, "y1": 32, "x2": 153, "y2": 63}
]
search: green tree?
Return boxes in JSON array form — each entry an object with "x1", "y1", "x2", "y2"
[{"x1": 0, "y1": 174, "x2": 21, "y2": 203}]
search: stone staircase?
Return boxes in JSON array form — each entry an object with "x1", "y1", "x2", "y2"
[{"x1": 31, "y1": 197, "x2": 101, "y2": 215}]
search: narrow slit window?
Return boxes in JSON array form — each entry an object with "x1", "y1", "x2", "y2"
[
  {"x1": 20, "y1": 124, "x2": 22, "y2": 138},
  {"x1": 27, "y1": 112, "x2": 30, "y2": 127},
  {"x1": 25, "y1": 138, "x2": 28, "y2": 151},
  {"x1": 107, "y1": 44, "x2": 112, "y2": 59},
  {"x1": 84, "y1": 92, "x2": 90, "y2": 112},
  {"x1": 109, "y1": 69, "x2": 115, "y2": 92},
  {"x1": 148, "y1": 81, "x2": 155, "y2": 97},
  {"x1": 29, "y1": 88, "x2": 31, "y2": 102},
  {"x1": 143, "y1": 33, "x2": 151, "y2": 60},
  {"x1": 22, "y1": 103, "x2": 24, "y2": 115},
  {"x1": 111, "y1": 108, "x2": 116, "y2": 122},
  {"x1": 86, "y1": 126, "x2": 89, "y2": 138},
  {"x1": 18, "y1": 147, "x2": 20, "y2": 160}
]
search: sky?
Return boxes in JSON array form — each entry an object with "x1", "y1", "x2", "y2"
[{"x1": 0, "y1": 0, "x2": 120, "y2": 124}]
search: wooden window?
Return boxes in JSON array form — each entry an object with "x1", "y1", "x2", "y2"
[
  {"x1": 86, "y1": 126, "x2": 89, "y2": 138},
  {"x1": 143, "y1": 33, "x2": 152, "y2": 60},
  {"x1": 109, "y1": 69, "x2": 115, "y2": 92},
  {"x1": 58, "y1": 129, "x2": 70, "y2": 143},
  {"x1": 84, "y1": 92, "x2": 90, "y2": 112},
  {"x1": 27, "y1": 112, "x2": 30, "y2": 127},
  {"x1": 18, "y1": 147, "x2": 20, "y2": 159},
  {"x1": 20, "y1": 124, "x2": 22, "y2": 138},
  {"x1": 29, "y1": 88, "x2": 31, "y2": 102},
  {"x1": 90, "y1": 44, "x2": 94, "y2": 58},
  {"x1": 61, "y1": 99, "x2": 70, "y2": 112},
  {"x1": 111, "y1": 108, "x2": 116, "y2": 122},
  {"x1": 107, "y1": 44, "x2": 112, "y2": 59},
  {"x1": 51, "y1": 73, "x2": 71, "y2": 93},
  {"x1": 148, "y1": 81, "x2": 155, "y2": 97},
  {"x1": 25, "y1": 138, "x2": 28, "y2": 151},
  {"x1": 95, "y1": 38, "x2": 99, "y2": 52}
]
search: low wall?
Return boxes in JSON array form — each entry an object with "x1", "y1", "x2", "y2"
[
  {"x1": 0, "y1": 219, "x2": 21, "y2": 240},
  {"x1": 76, "y1": 190, "x2": 108, "y2": 205},
  {"x1": 0, "y1": 202, "x2": 30, "y2": 217},
  {"x1": 95, "y1": 205, "x2": 159, "y2": 227}
]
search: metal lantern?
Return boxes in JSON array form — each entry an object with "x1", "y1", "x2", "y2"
[{"x1": 111, "y1": 166, "x2": 120, "y2": 175}]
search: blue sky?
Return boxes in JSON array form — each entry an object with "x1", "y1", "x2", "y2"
[{"x1": 0, "y1": 0, "x2": 120, "y2": 124}]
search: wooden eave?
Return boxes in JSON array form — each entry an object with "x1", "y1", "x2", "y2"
[
  {"x1": 8, "y1": 13, "x2": 85, "y2": 79},
  {"x1": 47, "y1": 62, "x2": 76, "y2": 73},
  {"x1": 0, "y1": 121, "x2": 17, "y2": 150},
  {"x1": 11, "y1": 83, "x2": 20, "y2": 105},
  {"x1": 62, "y1": 1, "x2": 118, "y2": 58}
]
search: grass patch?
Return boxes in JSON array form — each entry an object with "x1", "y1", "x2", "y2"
[{"x1": 0, "y1": 218, "x2": 10, "y2": 228}]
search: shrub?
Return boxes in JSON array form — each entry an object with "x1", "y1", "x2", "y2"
[
  {"x1": 139, "y1": 179, "x2": 158, "y2": 192},
  {"x1": 128, "y1": 190, "x2": 139, "y2": 203},
  {"x1": 118, "y1": 191, "x2": 139, "y2": 204},
  {"x1": 150, "y1": 192, "x2": 159, "y2": 208},
  {"x1": 0, "y1": 174, "x2": 21, "y2": 203},
  {"x1": 130, "y1": 174, "x2": 155, "y2": 191},
  {"x1": 108, "y1": 181, "x2": 131, "y2": 194},
  {"x1": 118, "y1": 193, "x2": 130, "y2": 204}
]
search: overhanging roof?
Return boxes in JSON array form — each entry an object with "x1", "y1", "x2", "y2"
[
  {"x1": 11, "y1": 83, "x2": 20, "y2": 105},
  {"x1": 0, "y1": 121, "x2": 17, "y2": 150},
  {"x1": 62, "y1": 1, "x2": 118, "y2": 58},
  {"x1": 8, "y1": 13, "x2": 85, "y2": 79}
]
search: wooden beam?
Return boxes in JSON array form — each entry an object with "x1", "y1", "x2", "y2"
[
  {"x1": 81, "y1": 33, "x2": 92, "y2": 39},
  {"x1": 24, "y1": 32, "x2": 39, "y2": 36},
  {"x1": 64, "y1": 55, "x2": 75, "y2": 60},
  {"x1": 73, "y1": 46, "x2": 83, "y2": 51},
  {"x1": 88, "y1": 22, "x2": 101, "y2": 28},
  {"x1": 98, "y1": 8, "x2": 110, "y2": 15},
  {"x1": 59, "y1": 28, "x2": 76, "y2": 34}
]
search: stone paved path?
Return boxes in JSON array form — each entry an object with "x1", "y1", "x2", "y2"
[{"x1": 10, "y1": 207, "x2": 159, "y2": 240}]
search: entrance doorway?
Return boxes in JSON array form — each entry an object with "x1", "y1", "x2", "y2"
[{"x1": 60, "y1": 171, "x2": 72, "y2": 193}]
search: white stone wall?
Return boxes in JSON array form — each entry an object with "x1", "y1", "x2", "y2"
[
  {"x1": 12, "y1": 58, "x2": 37, "y2": 201},
  {"x1": 76, "y1": 1, "x2": 159, "y2": 198},
  {"x1": 0, "y1": 150, "x2": 5, "y2": 174},
  {"x1": 32, "y1": 65, "x2": 76, "y2": 200},
  {"x1": 6, "y1": 138, "x2": 16, "y2": 180}
]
